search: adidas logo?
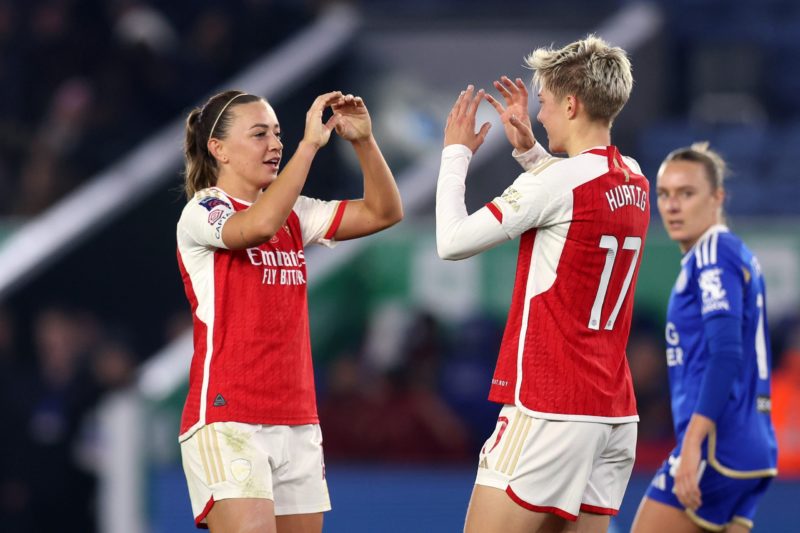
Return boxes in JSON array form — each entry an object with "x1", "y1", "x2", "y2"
[
  {"x1": 479, "y1": 457, "x2": 489, "y2": 469},
  {"x1": 213, "y1": 393, "x2": 227, "y2": 407}
]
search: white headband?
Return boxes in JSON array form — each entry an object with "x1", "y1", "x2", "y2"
[{"x1": 208, "y1": 93, "x2": 247, "y2": 143}]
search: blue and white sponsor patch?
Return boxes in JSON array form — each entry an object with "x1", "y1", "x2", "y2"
[
  {"x1": 699, "y1": 267, "x2": 730, "y2": 314},
  {"x1": 199, "y1": 197, "x2": 231, "y2": 211}
]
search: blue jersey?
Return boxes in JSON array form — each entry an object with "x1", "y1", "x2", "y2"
[{"x1": 665, "y1": 224, "x2": 777, "y2": 477}]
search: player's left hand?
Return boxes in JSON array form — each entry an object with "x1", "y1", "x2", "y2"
[
  {"x1": 484, "y1": 76, "x2": 536, "y2": 152},
  {"x1": 444, "y1": 85, "x2": 491, "y2": 153},
  {"x1": 674, "y1": 444, "x2": 703, "y2": 510},
  {"x1": 332, "y1": 93, "x2": 372, "y2": 142}
]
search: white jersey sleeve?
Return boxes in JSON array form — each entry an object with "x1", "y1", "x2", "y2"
[
  {"x1": 489, "y1": 164, "x2": 565, "y2": 240},
  {"x1": 293, "y1": 195, "x2": 343, "y2": 248},
  {"x1": 436, "y1": 144, "x2": 509, "y2": 260},
  {"x1": 512, "y1": 142, "x2": 553, "y2": 171},
  {"x1": 177, "y1": 189, "x2": 235, "y2": 250}
]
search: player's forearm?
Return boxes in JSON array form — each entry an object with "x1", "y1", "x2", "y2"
[
  {"x1": 352, "y1": 135, "x2": 403, "y2": 226},
  {"x1": 695, "y1": 314, "x2": 744, "y2": 421},
  {"x1": 681, "y1": 413, "x2": 714, "y2": 449},
  {"x1": 250, "y1": 141, "x2": 319, "y2": 237},
  {"x1": 436, "y1": 145, "x2": 507, "y2": 259},
  {"x1": 436, "y1": 144, "x2": 472, "y2": 259}
]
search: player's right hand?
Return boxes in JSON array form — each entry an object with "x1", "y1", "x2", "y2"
[
  {"x1": 673, "y1": 445, "x2": 703, "y2": 511},
  {"x1": 302, "y1": 91, "x2": 344, "y2": 150},
  {"x1": 484, "y1": 76, "x2": 536, "y2": 153},
  {"x1": 444, "y1": 85, "x2": 491, "y2": 153}
]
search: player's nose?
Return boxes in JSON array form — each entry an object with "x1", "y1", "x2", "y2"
[{"x1": 666, "y1": 196, "x2": 680, "y2": 211}]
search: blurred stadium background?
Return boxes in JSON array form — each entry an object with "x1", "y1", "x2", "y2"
[{"x1": 0, "y1": 0, "x2": 798, "y2": 531}]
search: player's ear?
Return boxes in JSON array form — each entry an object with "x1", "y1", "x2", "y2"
[
  {"x1": 565, "y1": 95, "x2": 579, "y2": 120},
  {"x1": 713, "y1": 186, "x2": 725, "y2": 206},
  {"x1": 208, "y1": 138, "x2": 229, "y2": 164}
]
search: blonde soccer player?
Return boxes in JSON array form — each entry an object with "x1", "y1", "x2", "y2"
[
  {"x1": 631, "y1": 144, "x2": 777, "y2": 533},
  {"x1": 436, "y1": 36, "x2": 649, "y2": 533}
]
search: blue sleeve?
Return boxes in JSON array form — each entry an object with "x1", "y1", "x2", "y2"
[
  {"x1": 694, "y1": 243, "x2": 745, "y2": 420},
  {"x1": 695, "y1": 314, "x2": 743, "y2": 421}
]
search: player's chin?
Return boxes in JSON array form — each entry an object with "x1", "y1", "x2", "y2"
[
  {"x1": 663, "y1": 222, "x2": 684, "y2": 240},
  {"x1": 665, "y1": 228, "x2": 686, "y2": 243},
  {"x1": 262, "y1": 171, "x2": 279, "y2": 185}
]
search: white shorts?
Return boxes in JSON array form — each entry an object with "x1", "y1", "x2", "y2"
[
  {"x1": 180, "y1": 422, "x2": 331, "y2": 527},
  {"x1": 475, "y1": 404, "x2": 636, "y2": 521}
]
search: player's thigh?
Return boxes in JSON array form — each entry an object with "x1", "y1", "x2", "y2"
[
  {"x1": 476, "y1": 406, "x2": 619, "y2": 522},
  {"x1": 506, "y1": 419, "x2": 610, "y2": 519},
  {"x1": 276, "y1": 512, "x2": 323, "y2": 533},
  {"x1": 464, "y1": 484, "x2": 565, "y2": 533},
  {"x1": 271, "y1": 424, "x2": 330, "y2": 516},
  {"x1": 181, "y1": 423, "x2": 273, "y2": 527},
  {"x1": 575, "y1": 511, "x2": 610, "y2": 533},
  {"x1": 582, "y1": 422, "x2": 636, "y2": 514},
  {"x1": 725, "y1": 522, "x2": 751, "y2": 533},
  {"x1": 206, "y1": 497, "x2": 276, "y2": 533},
  {"x1": 630, "y1": 497, "x2": 702, "y2": 533},
  {"x1": 644, "y1": 452, "x2": 771, "y2": 531}
]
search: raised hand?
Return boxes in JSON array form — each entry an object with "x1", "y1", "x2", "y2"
[
  {"x1": 444, "y1": 85, "x2": 491, "y2": 154},
  {"x1": 303, "y1": 91, "x2": 344, "y2": 149},
  {"x1": 332, "y1": 93, "x2": 372, "y2": 142},
  {"x1": 484, "y1": 76, "x2": 536, "y2": 152}
]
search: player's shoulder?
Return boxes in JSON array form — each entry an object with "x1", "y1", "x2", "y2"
[
  {"x1": 689, "y1": 225, "x2": 744, "y2": 270},
  {"x1": 529, "y1": 150, "x2": 605, "y2": 177},
  {"x1": 178, "y1": 187, "x2": 233, "y2": 232},
  {"x1": 717, "y1": 228, "x2": 745, "y2": 252},
  {"x1": 526, "y1": 149, "x2": 617, "y2": 189},
  {"x1": 180, "y1": 188, "x2": 231, "y2": 216},
  {"x1": 190, "y1": 187, "x2": 233, "y2": 210},
  {"x1": 621, "y1": 155, "x2": 643, "y2": 175}
]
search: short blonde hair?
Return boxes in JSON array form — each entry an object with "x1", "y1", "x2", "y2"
[{"x1": 526, "y1": 34, "x2": 633, "y2": 125}]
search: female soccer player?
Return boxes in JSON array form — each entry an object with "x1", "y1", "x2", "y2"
[
  {"x1": 176, "y1": 90, "x2": 402, "y2": 533},
  {"x1": 632, "y1": 143, "x2": 777, "y2": 533},
  {"x1": 437, "y1": 36, "x2": 648, "y2": 533}
]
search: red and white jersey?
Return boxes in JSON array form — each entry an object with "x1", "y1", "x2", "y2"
[
  {"x1": 486, "y1": 146, "x2": 649, "y2": 422},
  {"x1": 176, "y1": 187, "x2": 347, "y2": 440}
]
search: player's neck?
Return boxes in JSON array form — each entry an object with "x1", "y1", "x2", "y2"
[
  {"x1": 565, "y1": 120, "x2": 611, "y2": 157},
  {"x1": 216, "y1": 173, "x2": 261, "y2": 203}
]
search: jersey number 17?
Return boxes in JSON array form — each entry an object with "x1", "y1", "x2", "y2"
[{"x1": 588, "y1": 235, "x2": 642, "y2": 331}]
